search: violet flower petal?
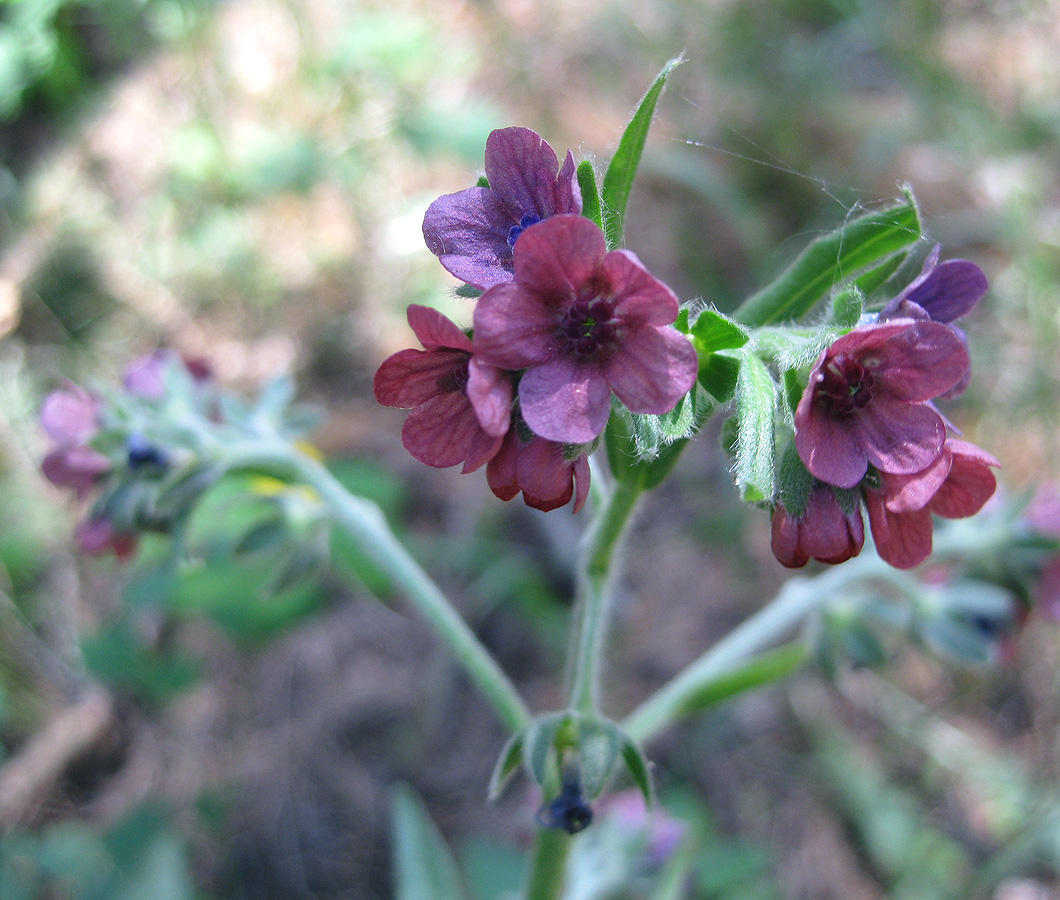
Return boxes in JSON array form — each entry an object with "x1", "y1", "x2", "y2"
[
  {"x1": 511, "y1": 214, "x2": 606, "y2": 298},
  {"x1": 866, "y1": 320, "x2": 969, "y2": 402},
  {"x1": 40, "y1": 387, "x2": 99, "y2": 444},
  {"x1": 484, "y1": 128, "x2": 565, "y2": 217},
  {"x1": 473, "y1": 282, "x2": 558, "y2": 370},
  {"x1": 901, "y1": 259, "x2": 988, "y2": 323},
  {"x1": 602, "y1": 250, "x2": 681, "y2": 325},
  {"x1": 466, "y1": 357, "x2": 512, "y2": 437},
  {"x1": 374, "y1": 348, "x2": 468, "y2": 409},
  {"x1": 402, "y1": 390, "x2": 494, "y2": 469},
  {"x1": 605, "y1": 326, "x2": 698, "y2": 415},
  {"x1": 865, "y1": 489, "x2": 934, "y2": 570},
  {"x1": 930, "y1": 440, "x2": 1000, "y2": 518},
  {"x1": 422, "y1": 187, "x2": 517, "y2": 289},
  {"x1": 858, "y1": 396, "x2": 946, "y2": 476},
  {"x1": 882, "y1": 448, "x2": 954, "y2": 513},
  {"x1": 407, "y1": 304, "x2": 473, "y2": 353},
  {"x1": 516, "y1": 437, "x2": 575, "y2": 512},
  {"x1": 520, "y1": 355, "x2": 612, "y2": 444},
  {"x1": 794, "y1": 392, "x2": 870, "y2": 489}
]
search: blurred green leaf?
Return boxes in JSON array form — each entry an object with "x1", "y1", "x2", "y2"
[
  {"x1": 488, "y1": 729, "x2": 525, "y2": 801},
  {"x1": 620, "y1": 735, "x2": 654, "y2": 808},
  {"x1": 391, "y1": 784, "x2": 467, "y2": 900},
  {"x1": 577, "y1": 159, "x2": 602, "y2": 230},
  {"x1": 576, "y1": 717, "x2": 623, "y2": 800}
]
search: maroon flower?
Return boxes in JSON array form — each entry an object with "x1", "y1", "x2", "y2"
[
  {"x1": 865, "y1": 438, "x2": 1000, "y2": 569},
  {"x1": 77, "y1": 517, "x2": 137, "y2": 559},
  {"x1": 794, "y1": 319, "x2": 969, "y2": 489},
  {"x1": 486, "y1": 429, "x2": 590, "y2": 513},
  {"x1": 473, "y1": 215, "x2": 698, "y2": 445},
  {"x1": 422, "y1": 127, "x2": 582, "y2": 290},
  {"x1": 771, "y1": 483, "x2": 865, "y2": 568},
  {"x1": 40, "y1": 385, "x2": 111, "y2": 498},
  {"x1": 374, "y1": 305, "x2": 512, "y2": 471}
]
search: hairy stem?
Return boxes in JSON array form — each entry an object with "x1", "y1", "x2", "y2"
[
  {"x1": 522, "y1": 826, "x2": 572, "y2": 900},
  {"x1": 567, "y1": 478, "x2": 643, "y2": 714}
]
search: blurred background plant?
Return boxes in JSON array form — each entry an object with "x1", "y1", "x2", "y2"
[{"x1": 1, "y1": 0, "x2": 1059, "y2": 898}]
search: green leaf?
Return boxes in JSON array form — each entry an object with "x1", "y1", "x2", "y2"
[
  {"x1": 577, "y1": 159, "x2": 603, "y2": 229},
  {"x1": 670, "y1": 643, "x2": 807, "y2": 719},
  {"x1": 488, "y1": 729, "x2": 525, "y2": 800},
  {"x1": 391, "y1": 785, "x2": 467, "y2": 900},
  {"x1": 697, "y1": 351, "x2": 740, "y2": 402},
  {"x1": 781, "y1": 369, "x2": 804, "y2": 418},
  {"x1": 829, "y1": 286, "x2": 863, "y2": 328},
  {"x1": 629, "y1": 390, "x2": 696, "y2": 460},
  {"x1": 576, "y1": 717, "x2": 623, "y2": 800},
  {"x1": 733, "y1": 351, "x2": 777, "y2": 502},
  {"x1": 601, "y1": 54, "x2": 684, "y2": 248},
  {"x1": 690, "y1": 308, "x2": 750, "y2": 352},
  {"x1": 233, "y1": 517, "x2": 288, "y2": 556},
  {"x1": 854, "y1": 253, "x2": 906, "y2": 299},
  {"x1": 620, "y1": 735, "x2": 654, "y2": 807},
  {"x1": 733, "y1": 193, "x2": 922, "y2": 327},
  {"x1": 256, "y1": 374, "x2": 296, "y2": 418}
]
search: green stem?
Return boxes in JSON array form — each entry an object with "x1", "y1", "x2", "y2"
[
  {"x1": 622, "y1": 554, "x2": 895, "y2": 743},
  {"x1": 522, "y1": 826, "x2": 572, "y2": 900},
  {"x1": 567, "y1": 478, "x2": 643, "y2": 715},
  {"x1": 230, "y1": 440, "x2": 532, "y2": 735}
]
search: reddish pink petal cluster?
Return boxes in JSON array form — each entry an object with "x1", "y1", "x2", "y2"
[
  {"x1": 379, "y1": 197, "x2": 697, "y2": 513},
  {"x1": 771, "y1": 484, "x2": 864, "y2": 568}
]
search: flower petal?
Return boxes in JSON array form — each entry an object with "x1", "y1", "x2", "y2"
[
  {"x1": 519, "y1": 356, "x2": 611, "y2": 444},
  {"x1": 484, "y1": 127, "x2": 581, "y2": 218},
  {"x1": 881, "y1": 448, "x2": 953, "y2": 513},
  {"x1": 486, "y1": 430, "x2": 522, "y2": 501},
  {"x1": 858, "y1": 397, "x2": 946, "y2": 476},
  {"x1": 771, "y1": 505, "x2": 809, "y2": 568},
  {"x1": 605, "y1": 326, "x2": 697, "y2": 415},
  {"x1": 867, "y1": 320, "x2": 968, "y2": 402},
  {"x1": 865, "y1": 489, "x2": 934, "y2": 569},
  {"x1": 517, "y1": 437, "x2": 574, "y2": 512},
  {"x1": 473, "y1": 283, "x2": 558, "y2": 370},
  {"x1": 511, "y1": 214, "x2": 607, "y2": 299},
  {"x1": 41, "y1": 387, "x2": 100, "y2": 444},
  {"x1": 374, "y1": 348, "x2": 467, "y2": 409},
  {"x1": 400, "y1": 391, "x2": 484, "y2": 468},
  {"x1": 902, "y1": 259, "x2": 988, "y2": 323},
  {"x1": 407, "y1": 305, "x2": 472, "y2": 352},
  {"x1": 422, "y1": 187, "x2": 517, "y2": 289},
  {"x1": 930, "y1": 439, "x2": 999, "y2": 518},
  {"x1": 602, "y1": 250, "x2": 681, "y2": 325},
  {"x1": 466, "y1": 357, "x2": 513, "y2": 437},
  {"x1": 795, "y1": 383, "x2": 868, "y2": 488}
]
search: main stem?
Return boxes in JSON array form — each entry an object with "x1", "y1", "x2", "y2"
[
  {"x1": 237, "y1": 441, "x2": 532, "y2": 736},
  {"x1": 567, "y1": 478, "x2": 643, "y2": 714}
]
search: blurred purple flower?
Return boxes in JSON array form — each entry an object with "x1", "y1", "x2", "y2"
[
  {"x1": 473, "y1": 215, "x2": 697, "y2": 444},
  {"x1": 374, "y1": 305, "x2": 512, "y2": 471},
  {"x1": 794, "y1": 319, "x2": 968, "y2": 489},
  {"x1": 123, "y1": 349, "x2": 212, "y2": 400},
  {"x1": 486, "y1": 428, "x2": 590, "y2": 513},
  {"x1": 771, "y1": 483, "x2": 864, "y2": 568},
  {"x1": 77, "y1": 517, "x2": 137, "y2": 559},
  {"x1": 422, "y1": 127, "x2": 581, "y2": 289},
  {"x1": 40, "y1": 385, "x2": 111, "y2": 498},
  {"x1": 864, "y1": 438, "x2": 1000, "y2": 569}
]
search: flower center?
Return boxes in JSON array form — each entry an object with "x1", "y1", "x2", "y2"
[
  {"x1": 506, "y1": 213, "x2": 542, "y2": 250},
  {"x1": 560, "y1": 297, "x2": 617, "y2": 358},
  {"x1": 438, "y1": 358, "x2": 470, "y2": 395},
  {"x1": 817, "y1": 353, "x2": 875, "y2": 416}
]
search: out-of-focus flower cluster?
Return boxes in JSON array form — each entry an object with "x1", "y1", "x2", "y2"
[
  {"x1": 772, "y1": 250, "x2": 999, "y2": 570},
  {"x1": 375, "y1": 127, "x2": 698, "y2": 512},
  {"x1": 40, "y1": 350, "x2": 321, "y2": 568}
]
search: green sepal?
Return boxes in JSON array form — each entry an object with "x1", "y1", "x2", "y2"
[
  {"x1": 524, "y1": 712, "x2": 567, "y2": 788},
  {"x1": 689, "y1": 307, "x2": 750, "y2": 352},
  {"x1": 732, "y1": 350, "x2": 777, "y2": 503},
  {"x1": 628, "y1": 389, "x2": 696, "y2": 459},
  {"x1": 476, "y1": 175, "x2": 489, "y2": 189},
  {"x1": 577, "y1": 159, "x2": 603, "y2": 230},
  {"x1": 604, "y1": 393, "x2": 705, "y2": 490},
  {"x1": 619, "y1": 734, "x2": 654, "y2": 807},
  {"x1": 454, "y1": 283, "x2": 482, "y2": 299},
  {"x1": 733, "y1": 191, "x2": 922, "y2": 327},
  {"x1": 697, "y1": 351, "x2": 740, "y2": 402},
  {"x1": 488, "y1": 729, "x2": 526, "y2": 801},
  {"x1": 576, "y1": 716, "x2": 624, "y2": 800},
  {"x1": 391, "y1": 784, "x2": 468, "y2": 900},
  {"x1": 782, "y1": 369, "x2": 805, "y2": 419},
  {"x1": 829, "y1": 286, "x2": 863, "y2": 328},
  {"x1": 601, "y1": 54, "x2": 684, "y2": 249},
  {"x1": 775, "y1": 440, "x2": 814, "y2": 519}
]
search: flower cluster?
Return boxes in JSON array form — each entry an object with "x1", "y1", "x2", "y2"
[
  {"x1": 773, "y1": 251, "x2": 998, "y2": 569},
  {"x1": 376, "y1": 128, "x2": 698, "y2": 511}
]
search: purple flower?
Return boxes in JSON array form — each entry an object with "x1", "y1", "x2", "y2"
[
  {"x1": 123, "y1": 350, "x2": 213, "y2": 400},
  {"x1": 771, "y1": 483, "x2": 865, "y2": 568},
  {"x1": 40, "y1": 385, "x2": 111, "y2": 498},
  {"x1": 77, "y1": 517, "x2": 137, "y2": 559},
  {"x1": 865, "y1": 438, "x2": 1000, "y2": 569},
  {"x1": 422, "y1": 127, "x2": 581, "y2": 290},
  {"x1": 374, "y1": 305, "x2": 512, "y2": 471},
  {"x1": 879, "y1": 247, "x2": 988, "y2": 399},
  {"x1": 473, "y1": 215, "x2": 698, "y2": 444},
  {"x1": 486, "y1": 428, "x2": 590, "y2": 513},
  {"x1": 794, "y1": 319, "x2": 969, "y2": 489}
]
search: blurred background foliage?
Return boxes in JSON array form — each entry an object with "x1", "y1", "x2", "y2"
[{"x1": 1, "y1": 0, "x2": 1059, "y2": 897}]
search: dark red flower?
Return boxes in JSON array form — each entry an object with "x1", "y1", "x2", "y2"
[
  {"x1": 794, "y1": 319, "x2": 969, "y2": 489},
  {"x1": 865, "y1": 438, "x2": 1000, "y2": 569},
  {"x1": 473, "y1": 215, "x2": 697, "y2": 445},
  {"x1": 486, "y1": 429, "x2": 590, "y2": 513},
  {"x1": 771, "y1": 483, "x2": 865, "y2": 568},
  {"x1": 422, "y1": 127, "x2": 582, "y2": 290},
  {"x1": 374, "y1": 305, "x2": 512, "y2": 471},
  {"x1": 77, "y1": 517, "x2": 138, "y2": 559}
]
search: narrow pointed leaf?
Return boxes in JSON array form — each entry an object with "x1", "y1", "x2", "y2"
[
  {"x1": 488, "y1": 729, "x2": 525, "y2": 800},
  {"x1": 577, "y1": 159, "x2": 603, "y2": 230},
  {"x1": 576, "y1": 717, "x2": 623, "y2": 800},
  {"x1": 391, "y1": 784, "x2": 467, "y2": 900},
  {"x1": 525, "y1": 714, "x2": 564, "y2": 788},
  {"x1": 602, "y1": 54, "x2": 684, "y2": 248},
  {"x1": 733, "y1": 193, "x2": 921, "y2": 327}
]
